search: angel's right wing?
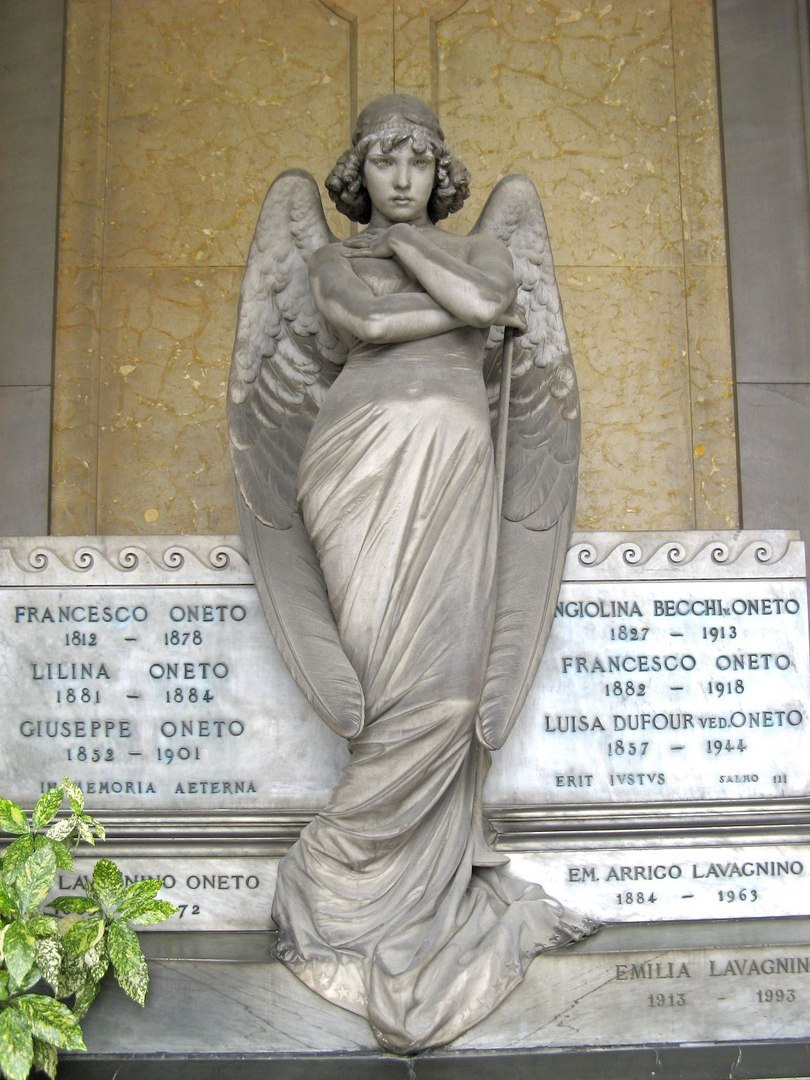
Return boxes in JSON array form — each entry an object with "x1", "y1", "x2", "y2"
[
  {"x1": 473, "y1": 174, "x2": 580, "y2": 751},
  {"x1": 229, "y1": 169, "x2": 364, "y2": 739}
]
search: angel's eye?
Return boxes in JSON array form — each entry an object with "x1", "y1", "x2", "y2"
[
  {"x1": 370, "y1": 157, "x2": 391, "y2": 168},
  {"x1": 413, "y1": 159, "x2": 432, "y2": 169}
]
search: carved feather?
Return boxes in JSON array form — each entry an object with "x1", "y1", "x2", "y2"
[
  {"x1": 228, "y1": 170, "x2": 363, "y2": 739},
  {"x1": 473, "y1": 175, "x2": 580, "y2": 750}
]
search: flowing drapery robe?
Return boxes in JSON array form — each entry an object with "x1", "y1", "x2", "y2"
[{"x1": 272, "y1": 323, "x2": 596, "y2": 1054}]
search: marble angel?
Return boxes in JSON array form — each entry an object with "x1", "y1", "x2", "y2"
[{"x1": 228, "y1": 95, "x2": 598, "y2": 1054}]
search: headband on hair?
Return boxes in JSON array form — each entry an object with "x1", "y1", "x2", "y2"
[{"x1": 352, "y1": 94, "x2": 444, "y2": 147}]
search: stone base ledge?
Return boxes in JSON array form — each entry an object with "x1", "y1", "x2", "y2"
[{"x1": 58, "y1": 922, "x2": 810, "y2": 1079}]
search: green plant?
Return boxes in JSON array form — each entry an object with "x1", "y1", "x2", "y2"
[{"x1": 0, "y1": 779, "x2": 176, "y2": 1080}]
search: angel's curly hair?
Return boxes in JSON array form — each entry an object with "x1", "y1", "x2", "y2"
[{"x1": 325, "y1": 129, "x2": 471, "y2": 225}]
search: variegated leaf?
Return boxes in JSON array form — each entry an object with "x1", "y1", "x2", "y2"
[
  {"x1": 119, "y1": 877, "x2": 162, "y2": 913},
  {"x1": 79, "y1": 876, "x2": 100, "y2": 907},
  {"x1": 91, "y1": 859, "x2": 124, "y2": 909},
  {"x1": 47, "y1": 838, "x2": 74, "y2": 872},
  {"x1": 15, "y1": 995, "x2": 86, "y2": 1051},
  {"x1": 55, "y1": 913, "x2": 82, "y2": 935},
  {"x1": 15, "y1": 843, "x2": 57, "y2": 915},
  {"x1": 0, "y1": 1007, "x2": 34, "y2": 1080},
  {"x1": 83, "y1": 941, "x2": 109, "y2": 984},
  {"x1": 49, "y1": 896, "x2": 99, "y2": 915},
  {"x1": 4, "y1": 920, "x2": 37, "y2": 986},
  {"x1": 75, "y1": 820, "x2": 96, "y2": 846},
  {"x1": 107, "y1": 920, "x2": 149, "y2": 1006},
  {"x1": 46, "y1": 815, "x2": 78, "y2": 843},
  {"x1": 14, "y1": 967, "x2": 43, "y2": 994},
  {"x1": 27, "y1": 916, "x2": 58, "y2": 939},
  {"x1": 32, "y1": 787, "x2": 64, "y2": 832},
  {"x1": 34, "y1": 936, "x2": 64, "y2": 994},
  {"x1": 57, "y1": 953, "x2": 85, "y2": 997},
  {"x1": 60, "y1": 779, "x2": 84, "y2": 814},
  {"x1": 63, "y1": 917, "x2": 104, "y2": 958},
  {"x1": 82, "y1": 813, "x2": 105, "y2": 843},
  {"x1": 122, "y1": 899, "x2": 176, "y2": 926},
  {"x1": 0, "y1": 798, "x2": 28, "y2": 837},
  {"x1": 87, "y1": 948, "x2": 109, "y2": 984},
  {"x1": 0, "y1": 878, "x2": 18, "y2": 918},
  {"x1": 1, "y1": 834, "x2": 34, "y2": 884},
  {"x1": 72, "y1": 977, "x2": 100, "y2": 1021},
  {"x1": 32, "y1": 1036, "x2": 59, "y2": 1080}
]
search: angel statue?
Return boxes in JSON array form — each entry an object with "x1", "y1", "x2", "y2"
[{"x1": 229, "y1": 94, "x2": 598, "y2": 1054}]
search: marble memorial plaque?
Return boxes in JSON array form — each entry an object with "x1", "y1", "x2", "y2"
[
  {"x1": 456, "y1": 933, "x2": 810, "y2": 1050},
  {"x1": 58, "y1": 842, "x2": 810, "y2": 932},
  {"x1": 0, "y1": 536, "x2": 347, "y2": 811},
  {"x1": 491, "y1": 530, "x2": 810, "y2": 804},
  {"x1": 1, "y1": 530, "x2": 808, "y2": 813},
  {"x1": 51, "y1": 856, "x2": 278, "y2": 932},
  {"x1": 510, "y1": 844, "x2": 810, "y2": 923}
]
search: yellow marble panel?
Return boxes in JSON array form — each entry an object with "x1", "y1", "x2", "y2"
[
  {"x1": 434, "y1": 0, "x2": 683, "y2": 268},
  {"x1": 51, "y1": 267, "x2": 103, "y2": 535},
  {"x1": 672, "y1": 0, "x2": 727, "y2": 268},
  {"x1": 53, "y1": 0, "x2": 110, "y2": 533},
  {"x1": 394, "y1": 0, "x2": 465, "y2": 106},
  {"x1": 104, "y1": 0, "x2": 353, "y2": 268},
  {"x1": 327, "y1": 0, "x2": 396, "y2": 110},
  {"x1": 52, "y1": 0, "x2": 736, "y2": 539},
  {"x1": 561, "y1": 266, "x2": 694, "y2": 531},
  {"x1": 95, "y1": 269, "x2": 240, "y2": 535},
  {"x1": 672, "y1": 0, "x2": 737, "y2": 526},
  {"x1": 686, "y1": 266, "x2": 738, "y2": 529},
  {"x1": 58, "y1": 0, "x2": 110, "y2": 270}
]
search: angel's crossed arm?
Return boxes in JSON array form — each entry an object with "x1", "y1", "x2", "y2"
[
  {"x1": 309, "y1": 244, "x2": 464, "y2": 345},
  {"x1": 309, "y1": 227, "x2": 522, "y2": 345},
  {"x1": 370, "y1": 226, "x2": 520, "y2": 329}
]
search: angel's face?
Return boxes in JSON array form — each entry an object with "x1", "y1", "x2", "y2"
[{"x1": 363, "y1": 139, "x2": 435, "y2": 228}]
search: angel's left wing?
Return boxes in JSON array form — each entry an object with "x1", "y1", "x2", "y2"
[
  {"x1": 229, "y1": 170, "x2": 365, "y2": 740},
  {"x1": 473, "y1": 174, "x2": 580, "y2": 751}
]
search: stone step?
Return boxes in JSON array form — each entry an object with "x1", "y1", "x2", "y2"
[{"x1": 56, "y1": 920, "x2": 810, "y2": 1078}]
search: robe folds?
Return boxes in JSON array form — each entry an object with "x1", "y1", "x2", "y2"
[{"x1": 272, "y1": 334, "x2": 597, "y2": 1054}]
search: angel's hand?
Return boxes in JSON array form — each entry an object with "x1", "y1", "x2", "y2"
[
  {"x1": 342, "y1": 227, "x2": 397, "y2": 259},
  {"x1": 500, "y1": 301, "x2": 527, "y2": 332}
]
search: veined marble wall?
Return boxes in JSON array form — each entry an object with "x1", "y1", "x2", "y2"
[{"x1": 52, "y1": 0, "x2": 736, "y2": 536}]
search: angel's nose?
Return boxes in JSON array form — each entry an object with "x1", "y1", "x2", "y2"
[{"x1": 393, "y1": 164, "x2": 410, "y2": 189}]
